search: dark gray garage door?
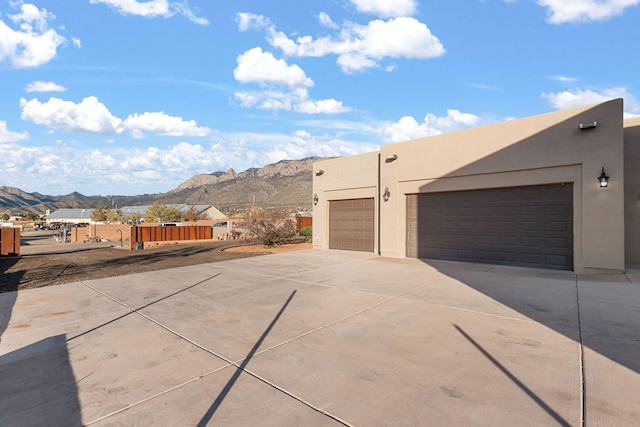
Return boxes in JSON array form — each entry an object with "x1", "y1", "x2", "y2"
[
  {"x1": 406, "y1": 184, "x2": 573, "y2": 270},
  {"x1": 329, "y1": 198, "x2": 375, "y2": 252}
]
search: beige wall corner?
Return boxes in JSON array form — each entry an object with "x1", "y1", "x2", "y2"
[{"x1": 624, "y1": 117, "x2": 640, "y2": 265}]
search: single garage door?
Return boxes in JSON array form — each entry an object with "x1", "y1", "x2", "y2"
[
  {"x1": 329, "y1": 198, "x2": 375, "y2": 252},
  {"x1": 407, "y1": 184, "x2": 573, "y2": 270}
]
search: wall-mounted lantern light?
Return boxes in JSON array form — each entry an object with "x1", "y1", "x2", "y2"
[
  {"x1": 580, "y1": 121, "x2": 597, "y2": 130},
  {"x1": 385, "y1": 154, "x2": 398, "y2": 163},
  {"x1": 598, "y1": 167, "x2": 609, "y2": 188},
  {"x1": 382, "y1": 187, "x2": 391, "y2": 202},
  {"x1": 315, "y1": 169, "x2": 324, "y2": 176},
  {"x1": 313, "y1": 193, "x2": 319, "y2": 205}
]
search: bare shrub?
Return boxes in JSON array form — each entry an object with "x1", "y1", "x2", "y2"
[{"x1": 245, "y1": 209, "x2": 296, "y2": 247}]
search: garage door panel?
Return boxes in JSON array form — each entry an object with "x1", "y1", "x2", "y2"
[
  {"x1": 479, "y1": 235, "x2": 498, "y2": 245},
  {"x1": 498, "y1": 236, "x2": 518, "y2": 246},
  {"x1": 546, "y1": 204, "x2": 570, "y2": 215},
  {"x1": 521, "y1": 221, "x2": 542, "y2": 232},
  {"x1": 407, "y1": 184, "x2": 573, "y2": 270},
  {"x1": 521, "y1": 253, "x2": 543, "y2": 265},
  {"x1": 547, "y1": 255, "x2": 571, "y2": 267},
  {"x1": 498, "y1": 221, "x2": 517, "y2": 231},
  {"x1": 461, "y1": 234, "x2": 478, "y2": 244},
  {"x1": 329, "y1": 198, "x2": 374, "y2": 253},
  {"x1": 547, "y1": 221, "x2": 570, "y2": 232},
  {"x1": 546, "y1": 237, "x2": 570, "y2": 248},
  {"x1": 498, "y1": 252, "x2": 518, "y2": 262},
  {"x1": 521, "y1": 236, "x2": 542, "y2": 247},
  {"x1": 521, "y1": 205, "x2": 543, "y2": 215}
]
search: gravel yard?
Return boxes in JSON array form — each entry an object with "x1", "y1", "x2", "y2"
[{"x1": 0, "y1": 231, "x2": 311, "y2": 293}]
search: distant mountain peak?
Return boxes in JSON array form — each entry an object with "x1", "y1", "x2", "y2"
[
  {"x1": 0, "y1": 157, "x2": 334, "y2": 215},
  {"x1": 174, "y1": 157, "x2": 329, "y2": 191}
]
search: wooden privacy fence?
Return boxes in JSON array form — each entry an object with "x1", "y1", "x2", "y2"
[
  {"x1": 296, "y1": 216, "x2": 312, "y2": 232},
  {"x1": 0, "y1": 228, "x2": 20, "y2": 256},
  {"x1": 130, "y1": 225, "x2": 212, "y2": 249}
]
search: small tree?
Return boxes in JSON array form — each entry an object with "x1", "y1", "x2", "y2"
[
  {"x1": 107, "y1": 208, "x2": 124, "y2": 224},
  {"x1": 1, "y1": 213, "x2": 9, "y2": 220},
  {"x1": 144, "y1": 202, "x2": 182, "y2": 223},
  {"x1": 184, "y1": 204, "x2": 209, "y2": 222},
  {"x1": 126, "y1": 211, "x2": 142, "y2": 224},
  {"x1": 23, "y1": 212, "x2": 38, "y2": 221},
  {"x1": 91, "y1": 204, "x2": 109, "y2": 222},
  {"x1": 245, "y1": 209, "x2": 296, "y2": 247}
]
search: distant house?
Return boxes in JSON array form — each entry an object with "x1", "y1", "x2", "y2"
[
  {"x1": 46, "y1": 208, "x2": 94, "y2": 225},
  {"x1": 120, "y1": 204, "x2": 226, "y2": 222},
  {"x1": 47, "y1": 204, "x2": 226, "y2": 225}
]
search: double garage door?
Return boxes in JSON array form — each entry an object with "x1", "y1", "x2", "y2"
[
  {"x1": 406, "y1": 184, "x2": 573, "y2": 270},
  {"x1": 329, "y1": 198, "x2": 375, "y2": 252}
]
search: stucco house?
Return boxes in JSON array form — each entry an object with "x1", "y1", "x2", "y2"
[
  {"x1": 46, "y1": 208, "x2": 94, "y2": 225},
  {"x1": 313, "y1": 99, "x2": 640, "y2": 274}
]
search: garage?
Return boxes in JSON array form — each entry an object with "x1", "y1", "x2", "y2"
[
  {"x1": 406, "y1": 184, "x2": 573, "y2": 270},
  {"x1": 329, "y1": 198, "x2": 375, "y2": 252}
]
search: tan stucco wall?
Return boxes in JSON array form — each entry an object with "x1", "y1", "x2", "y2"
[
  {"x1": 312, "y1": 151, "x2": 379, "y2": 251},
  {"x1": 69, "y1": 224, "x2": 132, "y2": 243},
  {"x1": 314, "y1": 99, "x2": 626, "y2": 273},
  {"x1": 624, "y1": 117, "x2": 640, "y2": 265}
]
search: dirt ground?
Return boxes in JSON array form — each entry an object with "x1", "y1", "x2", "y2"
[{"x1": 0, "y1": 233, "x2": 312, "y2": 293}]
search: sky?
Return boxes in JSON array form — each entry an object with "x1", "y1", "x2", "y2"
[{"x1": 1, "y1": 0, "x2": 639, "y2": 196}]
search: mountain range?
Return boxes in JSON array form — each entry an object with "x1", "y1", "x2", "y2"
[{"x1": 0, "y1": 157, "x2": 329, "y2": 216}]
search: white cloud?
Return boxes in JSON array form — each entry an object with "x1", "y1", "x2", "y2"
[
  {"x1": 236, "y1": 12, "x2": 271, "y2": 31},
  {"x1": 384, "y1": 109, "x2": 483, "y2": 142},
  {"x1": 234, "y1": 47, "x2": 314, "y2": 88},
  {"x1": 123, "y1": 111, "x2": 212, "y2": 138},
  {"x1": 537, "y1": 0, "x2": 640, "y2": 24},
  {"x1": 267, "y1": 16, "x2": 445, "y2": 73},
  {"x1": 0, "y1": 120, "x2": 29, "y2": 143},
  {"x1": 213, "y1": 130, "x2": 378, "y2": 167},
  {"x1": 0, "y1": 125, "x2": 381, "y2": 195},
  {"x1": 234, "y1": 87, "x2": 351, "y2": 114},
  {"x1": 25, "y1": 80, "x2": 67, "y2": 92},
  {"x1": 318, "y1": 12, "x2": 339, "y2": 29},
  {"x1": 541, "y1": 87, "x2": 640, "y2": 117},
  {"x1": 20, "y1": 96, "x2": 125, "y2": 134},
  {"x1": 469, "y1": 83, "x2": 501, "y2": 91},
  {"x1": 350, "y1": 0, "x2": 417, "y2": 17},
  {"x1": 548, "y1": 75, "x2": 578, "y2": 83},
  {"x1": 20, "y1": 96, "x2": 214, "y2": 136},
  {"x1": 0, "y1": 3, "x2": 66, "y2": 67},
  {"x1": 86, "y1": 149, "x2": 117, "y2": 169},
  {"x1": 89, "y1": 0, "x2": 209, "y2": 25},
  {"x1": 72, "y1": 37, "x2": 82, "y2": 48},
  {"x1": 297, "y1": 98, "x2": 351, "y2": 114}
]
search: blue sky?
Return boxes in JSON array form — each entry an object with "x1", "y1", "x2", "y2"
[{"x1": 1, "y1": 0, "x2": 639, "y2": 196}]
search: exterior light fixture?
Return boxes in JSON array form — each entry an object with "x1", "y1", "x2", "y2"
[
  {"x1": 382, "y1": 187, "x2": 391, "y2": 202},
  {"x1": 580, "y1": 121, "x2": 597, "y2": 130},
  {"x1": 313, "y1": 193, "x2": 319, "y2": 205},
  {"x1": 315, "y1": 169, "x2": 324, "y2": 176},
  {"x1": 598, "y1": 167, "x2": 609, "y2": 188},
  {"x1": 385, "y1": 154, "x2": 398, "y2": 162}
]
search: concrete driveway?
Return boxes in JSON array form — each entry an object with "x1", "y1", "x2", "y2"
[{"x1": 1, "y1": 250, "x2": 639, "y2": 426}]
